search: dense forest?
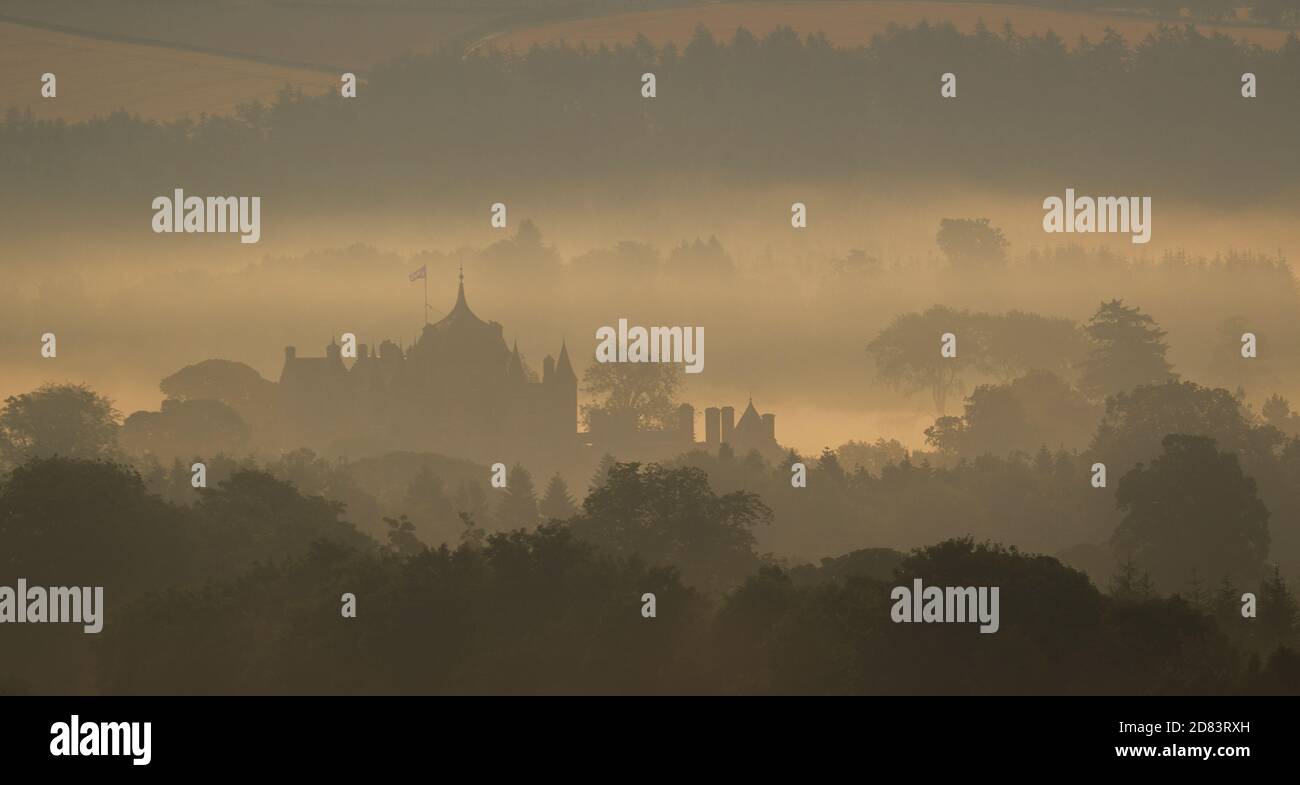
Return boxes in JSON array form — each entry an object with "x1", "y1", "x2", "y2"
[
  {"x1": 3, "y1": 20, "x2": 1298, "y2": 222},
  {"x1": 1, "y1": 371, "x2": 1299, "y2": 694}
]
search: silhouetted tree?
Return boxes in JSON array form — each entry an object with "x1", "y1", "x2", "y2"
[
  {"x1": 926, "y1": 370, "x2": 1097, "y2": 456},
  {"x1": 569, "y1": 461, "x2": 770, "y2": 594},
  {"x1": 495, "y1": 463, "x2": 539, "y2": 529},
  {"x1": 539, "y1": 473, "x2": 578, "y2": 520},
  {"x1": 120, "y1": 398, "x2": 250, "y2": 460},
  {"x1": 0, "y1": 384, "x2": 120, "y2": 467},
  {"x1": 403, "y1": 466, "x2": 457, "y2": 545},
  {"x1": 1079, "y1": 300, "x2": 1177, "y2": 400},
  {"x1": 1113, "y1": 434, "x2": 1270, "y2": 592},
  {"x1": 1257, "y1": 566, "x2": 1299, "y2": 651},
  {"x1": 385, "y1": 514, "x2": 424, "y2": 557},
  {"x1": 1090, "y1": 381, "x2": 1271, "y2": 474},
  {"x1": 581, "y1": 363, "x2": 683, "y2": 431},
  {"x1": 936, "y1": 218, "x2": 1008, "y2": 269},
  {"x1": 867, "y1": 305, "x2": 982, "y2": 415}
]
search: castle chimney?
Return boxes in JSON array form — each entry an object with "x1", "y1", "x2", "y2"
[
  {"x1": 762, "y1": 413, "x2": 776, "y2": 442},
  {"x1": 543, "y1": 355, "x2": 555, "y2": 384},
  {"x1": 284, "y1": 346, "x2": 296, "y2": 361},
  {"x1": 720, "y1": 406, "x2": 735, "y2": 444},
  {"x1": 705, "y1": 407, "x2": 720, "y2": 445}
]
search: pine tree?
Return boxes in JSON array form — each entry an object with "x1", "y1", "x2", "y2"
[
  {"x1": 496, "y1": 463, "x2": 539, "y2": 529},
  {"x1": 1258, "y1": 566, "x2": 1299, "y2": 650},
  {"x1": 1212, "y1": 576, "x2": 1247, "y2": 643},
  {"x1": 539, "y1": 473, "x2": 578, "y2": 521},
  {"x1": 1184, "y1": 569, "x2": 1209, "y2": 611},
  {"x1": 1080, "y1": 299, "x2": 1177, "y2": 400},
  {"x1": 1108, "y1": 558, "x2": 1155, "y2": 601},
  {"x1": 384, "y1": 514, "x2": 423, "y2": 556}
]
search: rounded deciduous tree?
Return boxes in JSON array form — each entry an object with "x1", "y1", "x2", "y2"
[
  {"x1": 1112, "y1": 434, "x2": 1269, "y2": 593},
  {"x1": 0, "y1": 383, "x2": 120, "y2": 467}
]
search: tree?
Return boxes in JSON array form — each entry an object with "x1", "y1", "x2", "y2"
[
  {"x1": 1262, "y1": 394, "x2": 1300, "y2": 436},
  {"x1": 1089, "y1": 381, "x2": 1274, "y2": 475},
  {"x1": 193, "y1": 469, "x2": 373, "y2": 577},
  {"x1": 119, "y1": 398, "x2": 251, "y2": 460},
  {"x1": 1108, "y1": 559, "x2": 1155, "y2": 601},
  {"x1": 836, "y1": 438, "x2": 908, "y2": 475},
  {"x1": 1257, "y1": 566, "x2": 1299, "y2": 651},
  {"x1": 589, "y1": 453, "x2": 618, "y2": 492},
  {"x1": 581, "y1": 363, "x2": 683, "y2": 431},
  {"x1": 495, "y1": 463, "x2": 539, "y2": 529},
  {"x1": 1112, "y1": 434, "x2": 1270, "y2": 593},
  {"x1": 926, "y1": 371, "x2": 1098, "y2": 456},
  {"x1": 568, "y1": 462, "x2": 771, "y2": 594},
  {"x1": 159, "y1": 359, "x2": 274, "y2": 411},
  {"x1": 539, "y1": 473, "x2": 578, "y2": 520},
  {"x1": 403, "y1": 466, "x2": 457, "y2": 545},
  {"x1": 1079, "y1": 300, "x2": 1177, "y2": 400},
  {"x1": 975, "y1": 311, "x2": 1089, "y2": 383},
  {"x1": 0, "y1": 457, "x2": 193, "y2": 596},
  {"x1": 867, "y1": 305, "x2": 981, "y2": 415},
  {"x1": 936, "y1": 218, "x2": 1008, "y2": 269},
  {"x1": 385, "y1": 514, "x2": 424, "y2": 556},
  {"x1": 0, "y1": 383, "x2": 120, "y2": 466}
]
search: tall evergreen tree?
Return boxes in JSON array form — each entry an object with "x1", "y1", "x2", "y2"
[
  {"x1": 539, "y1": 473, "x2": 578, "y2": 521},
  {"x1": 496, "y1": 463, "x2": 539, "y2": 529},
  {"x1": 1258, "y1": 566, "x2": 1299, "y2": 650},
  {"x1": 1080, "y1": 299, "x2": 1177, "y2": 400}
]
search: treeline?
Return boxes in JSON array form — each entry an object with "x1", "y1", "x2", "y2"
[
  {"x1": 3, "y1": 22, "x2": 1298, "y2": 218},
  {"x1": 2, "y1": 454, "x2": 1297, "y2": 694}
]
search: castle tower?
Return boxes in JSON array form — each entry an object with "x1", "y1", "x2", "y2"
[
  {"x1": 704, "y1": 407, "x2": 720, "y2": 445},
  {"x1": 678, "y1": 403, "x2": 695, "y2": 443},
  {"x1": 550, "y1": 339, "x2": 578, "y2": 443}
]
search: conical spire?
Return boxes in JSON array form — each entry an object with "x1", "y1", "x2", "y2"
[
  {"x1": 507, "y1": 338, "x2": 525, "y2": 381},
  {"x1": 430, "y1": 267, "x2": 486, "y2": 330},
  {"x1": 554, "y1": 338, "x2": 576, "y2": 382}
]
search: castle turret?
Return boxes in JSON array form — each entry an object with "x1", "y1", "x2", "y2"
[
  {"x1": 507, "y1": 340, "x2": 526, "y2": 383},
  {"x1": 705, "y1": 407, "x2": 720, "y2": 445},
  {"x1": 554, "y1": 339, "x2": 576, "y2": 384},
  {"x1": 720, "y1": 406, "x2": 735, "y2": 444},
  {"x1": 678, "y1": 403, "x2": 695, "y2": 443}
]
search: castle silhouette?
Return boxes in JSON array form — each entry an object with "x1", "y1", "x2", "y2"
[
  {"x1": 274, "y1": 272, "x2": 780, "y2": 463},
  {"x1": 276, "y1": 272, "x2": 577, "y2": 462}
]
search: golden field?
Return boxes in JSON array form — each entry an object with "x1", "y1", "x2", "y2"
[
  {"x1": 0, "y1": 20, "x2": 339, "y2": 123},
  {"x1": 485, "y1": 1, "x2": 1295, "y2": 51},
  {"x1": 0, "y1": 2, "x2": 496, "y2": 71}
]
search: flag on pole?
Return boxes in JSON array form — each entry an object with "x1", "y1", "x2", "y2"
[{"x1": 409, "y1": 265, "x2": 426, "y2": 282}]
